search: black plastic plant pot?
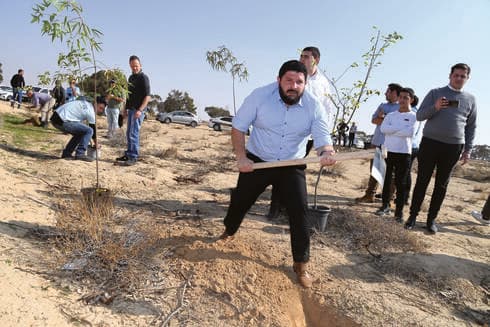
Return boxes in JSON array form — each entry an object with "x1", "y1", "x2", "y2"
[{"x1": 307, "y1": 205, "x2": 331, "y2": 233}]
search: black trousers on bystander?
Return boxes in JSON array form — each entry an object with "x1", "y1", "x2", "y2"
[{"x1": 409, "y1": 137, "x2": 463, "y2": 223}]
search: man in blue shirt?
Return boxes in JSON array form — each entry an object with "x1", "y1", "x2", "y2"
[
  {"x1": 219, "y1": 60, "x2": 336, "y2": 288},
  {"x1": 356, "y1": 83, "x2": 401, "y2": 203},
  {"x1": 65, "y1": 78, "x2": 81, "y2": 102},
  {"x1": 50, "y1": 96, "x2": 107, "y2": 161}
]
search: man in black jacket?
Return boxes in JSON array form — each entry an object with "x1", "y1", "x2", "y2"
[{"x1": 10, "y1": 69, "x2": 25, "y2": 109}]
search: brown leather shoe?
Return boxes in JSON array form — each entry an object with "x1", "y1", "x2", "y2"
[
  {"x1": 293, "y1": 262, "x2": 313, "y2": 288},
  {"x1": 355, "y1": 194, "x2": 375, "y2": 203},
  {"x1": 217, "y1": 231, "x2": 234, "y2": 242}
]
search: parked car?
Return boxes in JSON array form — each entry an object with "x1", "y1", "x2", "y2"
[
  {"x1": 208, "y1": 116, "x2": 233, "y2": 131},
  {"x1": 0, "y1": 86, "x2": 13, "y2": 101},
  {"x1": 156, "y1": 110, "x2": 200, "y2": 127},
  {"x1": 32, "y1": 86, "x2": 50, "y2": 94}
]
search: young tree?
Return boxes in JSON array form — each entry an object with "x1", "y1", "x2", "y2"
[
  {"x1": 162, "y1": 89, "x2": 197, "y2": 114},
  {"x1": 37, "y1": 71, "x2": 52, "y2": 88},
  {"x1": 0, "y1": 63, "x2": 3, "y2": 84},
  {"x1": 326, "y1": 27, "x2": 402, "y2": 132},
  {"x1": 206, "y1": 45, "x2": 249, "y2": 115},
  {"x1": 31, "y1": 0, "x2": 103, "y2": 91},
  {"x1": 31, "y1": 0, "x2": 104, "y2": 187},
  {"x1": 80, "y1": 69, "x2": 128, "y2": 100}
]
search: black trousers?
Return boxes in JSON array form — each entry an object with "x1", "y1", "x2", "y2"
[
  {"x1": 224, "y1": 153, "x2": 310, "y2": 262},
  {"x1": 348, "y1": 133, "x2": 355, "y2": 147},
  {"x1": 482, "y1": 195, "x2": 490, "y2": 219},
  {"x1": 382, "y1": 152, "x2": 411, "y2": 212},
  {"x1": 404, "y1": 147, "x2": 419, "y2": 203},
  {"x1": 409, "y1": 137, "x2": 463, "y2": 222}
]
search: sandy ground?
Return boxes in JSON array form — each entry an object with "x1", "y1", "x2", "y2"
[{"x1": 0, "y1": 101, "x2": 488, "y2": 326}]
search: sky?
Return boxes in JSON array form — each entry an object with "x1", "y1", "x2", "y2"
[{"x1": 1, "y1": 0, "x2": 489, "y2": 145}]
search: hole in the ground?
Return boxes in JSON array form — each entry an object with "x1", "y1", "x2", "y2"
[{"x1": 300, "y1": 292, "x2": 360, "y2": 327}]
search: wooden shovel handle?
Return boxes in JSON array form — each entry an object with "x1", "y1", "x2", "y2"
[{"x1": 252, "y1": 149, "x2": 375, "y2": 170}]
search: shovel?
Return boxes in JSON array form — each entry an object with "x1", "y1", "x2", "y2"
[{"x1": 252, "y1": 149, "x2": 375, "y2": 170}]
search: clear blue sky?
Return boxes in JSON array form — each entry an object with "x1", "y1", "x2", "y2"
[{"x1": 1, "y1": 0, "x2": 489, "y2": 145}]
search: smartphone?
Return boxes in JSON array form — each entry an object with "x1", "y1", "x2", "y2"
[{"x1": 447, "y1": 100, "x2": 459, "y2": 107}]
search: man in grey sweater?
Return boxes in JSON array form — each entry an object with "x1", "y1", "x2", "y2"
[{"x1": 405, "y1": 63, "x2": 477, "y2": 234}]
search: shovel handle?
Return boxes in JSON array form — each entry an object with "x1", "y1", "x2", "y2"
[{"x1": 252, "y1": 149, "x2": 375, "y2": 170}]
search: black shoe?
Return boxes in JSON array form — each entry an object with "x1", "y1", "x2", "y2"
[
  {"x1": 116, "y1": 155, "x2": 129, "y2": 161},
  {"x1": 375, "y1": 193, "x2": 382, "y2": 199},
  {"x1": 61, "y1": 154, "x2": 74, "y2": 160},
  {"x1": 266, "y1": 204, "x2": 281, "y2": 220},
  {"x1": 395, "y1": 216, "x2": 404, "y2": 223},
  {"x1": 75, "y1": 154, "x2": 94, "y2": 162},
  {"x1": 120, "y1": 158, "x2": 137, "y2": 166},
  {"x1": 404, "y1": 215, "x2": 416, "y2": 230},
  {"x1": 375, "y1": 206, "x2": 391, "y2": 216},
  {"x1": 427, "y1": 222, "x2": 438, "y2": 234}
]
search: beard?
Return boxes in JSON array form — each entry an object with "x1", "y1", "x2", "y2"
[{"x1": 279, "y1": 86, "x2": 303, "y2": 105}]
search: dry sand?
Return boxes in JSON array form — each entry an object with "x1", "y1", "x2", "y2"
[{"x1": 0, "y1": 101, "x2": 488, "y2": 326}]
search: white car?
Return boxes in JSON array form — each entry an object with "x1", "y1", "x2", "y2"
[
  {"x1": 208, "y1": 116, "x2": 233, "y2": 131},
  {"x1": 156, "y1": 110, "x2": 200, "y2": 127},
  {"x1": 0, "y1": 86, "x2": 13, "y2": 101}
]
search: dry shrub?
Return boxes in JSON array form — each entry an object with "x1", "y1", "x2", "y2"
[
  {"x1": 145, "y1": 123, "x2": 160, "y2": 133},
  {"x1": 316, "y1": 208, "x2": 426, "y2": 256},
  {"x1": 54, "y1": 193, "x2": 164, "y2": 294},
  {"x1": 359, "y1": 177, "x2": 369, "y2": 190},
  {"x1": 174, "y1": 172, "x2": 205, "y2": 184},
  {"x1": 323, "y1": 162, "x2": 347, "y2": 177},
  {"x1": 106, "y1": 130, "x2": 126, "y2": 147},
  {"x1": 453, "y1": 204, "x2": 465, "y2": 212},
  {"x1": 453, "y1": 160, "x2": 490, "y2": 182},
  {"x1": 150, "y1": 146, "x2": 178, "y2": 159}
]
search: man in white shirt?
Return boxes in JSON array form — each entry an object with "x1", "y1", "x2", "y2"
[
  {"x1": 50, "y1": 96, "x2": 107, "y2": 161},
  {"x1": 266, "y1": 46, "x2": 334, "y2": 219}
]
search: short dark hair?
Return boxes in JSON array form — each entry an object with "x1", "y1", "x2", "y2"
[
  {"x1": 412, "y1": 95, "x2": 419, "y2": 107},
  {"x1": 450, "y1": 63, "x2": 470, "y2": 75},
  {"x1": 388, "y1": 83, "x2": 403, "y2": 96},
  {"x1": 400, "y1": 87, "x2": 414, "y2": 99},
  {"x1": 96, "y1": 96, "x2": 107, "y2": 105},
  {"x1": 129, "y1": 55, "x2": 140, "y2": 63},
  {"x1": 18, "y1": 69, "x2": 23, "y2": 73},
  {"x1": 302, "y1": 46, "x2": 320, "y2": 60},
  {"x1": 278, "y1": 60, "x2": 308, "y2": 81}
]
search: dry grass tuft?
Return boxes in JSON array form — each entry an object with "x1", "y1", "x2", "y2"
[
  {"x1": 453, "y1": 160, "x2": 490, "y2": 182},
  {"x1": 145, "y1": 123, "x2": 160, "y2": 133},
  {"x1": 106, "y1": 130, "x2": 126, "y2": 148},
  {"x1": 323, "y1": 162, "x2": 347, "y2": 177},
  {"x1": 359, "y1": 177, "x2": 369, "y2": 190},
  {"x1": 149, "y1": 146, "x2": 179, "y2": 159},
  {"x1": 173, "y1": 172, "x2": 205, "y2": 184},
  {"x1": 315, "y1": 208, "x2": 426, "y2": 257},
  {"x1": 53, "y1": 191, "x2": 165, "y2": 300}
]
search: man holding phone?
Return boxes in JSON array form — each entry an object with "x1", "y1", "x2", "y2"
[{"x1": 405, "y1": 63, "x2": 477, "y2": 233}]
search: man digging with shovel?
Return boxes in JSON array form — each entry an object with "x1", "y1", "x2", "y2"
[{"x1": 219, "y1": 60, "x2": 336, "y2": 288}]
